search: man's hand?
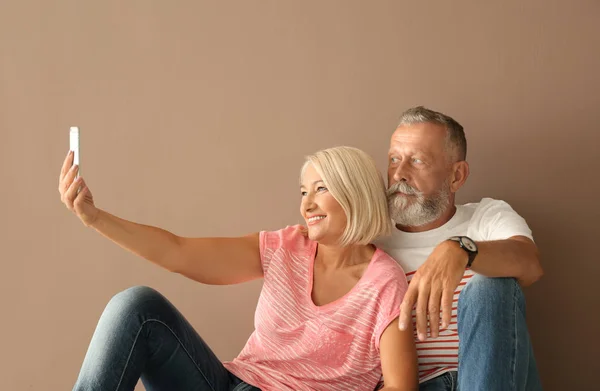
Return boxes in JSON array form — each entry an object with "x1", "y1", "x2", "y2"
[{"x1": 399, "y1": 240, "x2": 468, "y2": 341}]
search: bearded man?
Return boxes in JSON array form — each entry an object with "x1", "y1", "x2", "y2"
[{"x1": 377, "y1": 106, "x2": 544, "y2": 391}]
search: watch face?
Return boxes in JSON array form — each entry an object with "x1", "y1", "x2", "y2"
[{"x1": 462, "y1": 237, "x2": 477, "y2": 252}]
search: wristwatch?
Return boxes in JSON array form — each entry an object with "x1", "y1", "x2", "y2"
[{"x1": 448, "y1": 236, "x2": 478, "y2": 268}]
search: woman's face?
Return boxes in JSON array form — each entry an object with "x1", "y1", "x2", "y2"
[{"x1": 300, "y1": 164, "x2": 347, "y2": 245}]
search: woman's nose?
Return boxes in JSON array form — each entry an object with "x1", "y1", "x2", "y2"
[{"x1": 302, "y1": 194, "x2": 316, "y2": 212}]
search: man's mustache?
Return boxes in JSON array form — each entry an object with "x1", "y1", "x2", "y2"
[{"x1": 386, "y1": 181, "x2": 422, "y2": 197}]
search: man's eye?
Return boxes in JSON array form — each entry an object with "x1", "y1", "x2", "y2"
[
  {"x1": 300, "y1": 191, "x2": 307, "y2": 196},
  {"x1": 390, "y1": 157, "x2": 399, "y2": 164},
  {"x1": 413, "y1": 158, "x2": 423, "y2": 164}
]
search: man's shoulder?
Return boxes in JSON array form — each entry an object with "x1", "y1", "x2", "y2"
[
  {"x1": 462, "y1": 197, "x2": 533, "y2": 241},
  {"x1": 464, "y1": 197, "x2": 524, "y2": 219},
  {"x1": 461, "y1": 196, "x2": 512, "y2": 210}
]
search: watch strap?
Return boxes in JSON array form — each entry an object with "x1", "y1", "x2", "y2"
[{"x1": 448, "y1": 236, "x2": 478, "y2": 268}]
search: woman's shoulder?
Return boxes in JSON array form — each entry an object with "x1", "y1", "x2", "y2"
[
  {"x1": 261, "y1": 224, "x2": 313, "y2": 252},
  {"x1": 369, "y1": 246, "x2": 408, "y2": 280}
]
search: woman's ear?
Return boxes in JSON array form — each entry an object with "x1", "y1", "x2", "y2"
[{"x1": 450, "y1": 160, "x2": 469, "y2": 193}]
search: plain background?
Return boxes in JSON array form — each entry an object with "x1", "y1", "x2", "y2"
[{"x1": 1, "y1": 1, "x2": 598, "y2": 390}]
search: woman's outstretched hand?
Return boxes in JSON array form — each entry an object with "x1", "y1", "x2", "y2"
[{"x1": 58, "y1": 150, "x2": 99, "y2": 227}]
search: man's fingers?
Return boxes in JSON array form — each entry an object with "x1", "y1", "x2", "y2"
[
  {"x1": 440, "y1": 287, "x2": 454, "y2": 330},
  {"x1": 415, "y1": 284, "x2": 430, "y2": 341},
  {"x1": 59, "y1": 150, "x2": 74, "y2": 184},
  {"x1": 398, "y1": 285, "x2": 418, "y2": 331},
  {"x1": 428, "y1": 288, "x2": 442, "y2": 338}
]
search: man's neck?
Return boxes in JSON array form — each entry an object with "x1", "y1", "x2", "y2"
[{"x1": 395, "y1": 204, "x2": 457, "y2": 233}]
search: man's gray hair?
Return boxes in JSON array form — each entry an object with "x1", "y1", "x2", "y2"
[{"x1": 398, "y1": 106, "x2": 467, "y2": 161}]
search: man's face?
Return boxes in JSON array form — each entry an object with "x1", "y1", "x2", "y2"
[{"x1": 386, "y1": 122, "x2": 453, "y2": 228}]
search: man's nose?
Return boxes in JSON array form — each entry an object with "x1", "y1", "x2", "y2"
[{"x1": 391, "y1": 161, "x2": 410, "y2": 183}]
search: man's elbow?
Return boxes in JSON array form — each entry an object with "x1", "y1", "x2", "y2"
[{"x1": 520, "y1": 252, "x2": 544, "y2": 287}]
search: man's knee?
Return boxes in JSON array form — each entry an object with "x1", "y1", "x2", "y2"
[{"x1": 458, "y1": 274, "x2": 525, "y2": 315}]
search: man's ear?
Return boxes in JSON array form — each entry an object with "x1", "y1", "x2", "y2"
[{"x1": 450, "y1": 161, "x2": 469, "y2": 193}]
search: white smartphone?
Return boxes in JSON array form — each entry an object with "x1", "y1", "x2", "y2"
[{"x1": 69, "y1": 126, "x2": 80, "y2": 179}]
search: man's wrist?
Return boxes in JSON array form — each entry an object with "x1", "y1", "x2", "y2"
[
  {"x1": 445, "y1": 239, "x2": 470, "y2": 268},
  {"x1": 446, "y1": 236, "x2": 478, "y2": 268}
]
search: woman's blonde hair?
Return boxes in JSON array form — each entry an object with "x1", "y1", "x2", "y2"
[{"x1": 300, "y1": 146, "x2": 392, "y2": 246}]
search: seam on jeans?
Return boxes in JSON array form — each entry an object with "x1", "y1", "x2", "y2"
[
  {"x1": 233, "y1": 382, "x2": 255, "y2": 391},
  {"x1": 510, "y1": 279, "x2": 518, "y2": 391},
  {"x1": 114, "y1": 319, "x2": 218, "y2": 391}
]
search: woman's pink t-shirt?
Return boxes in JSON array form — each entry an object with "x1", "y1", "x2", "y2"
[{"x1": 223, "y1": 225, "x2": 408, "y2": 391}]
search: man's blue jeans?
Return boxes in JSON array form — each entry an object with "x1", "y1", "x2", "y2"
[
  {"x1": 420, "y1": 275, "x2": 543, "y2": 391},
  {"x1": 72, "y1": 286, "x2": 260, "y2": 391}
]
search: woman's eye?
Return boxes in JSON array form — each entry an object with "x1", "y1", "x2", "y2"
[
  {"x1": 300, "y1": 191, "x2": 307, "y2": 196},
  {"x1": 317, "y1": 186, "x2": 327, "y2": 192}
]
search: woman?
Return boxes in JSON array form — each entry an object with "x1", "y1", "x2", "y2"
[{"x1": 59, "y1": 146, "x2": 418, "y2": 391}]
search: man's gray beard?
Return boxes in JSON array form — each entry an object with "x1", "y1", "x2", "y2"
[{"x1": 386, "y1": 181, "x2": 451, "y2": 228}]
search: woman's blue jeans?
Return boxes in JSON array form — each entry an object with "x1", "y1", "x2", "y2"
[{"x1": 72, "y1": 286, "x2": 260, "y2": 391}]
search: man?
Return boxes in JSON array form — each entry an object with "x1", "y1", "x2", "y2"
[{"x1": 376, "y1": 106, "x2": 544, "y2": 391}]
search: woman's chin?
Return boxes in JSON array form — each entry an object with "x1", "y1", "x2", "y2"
[
  {"x1": 309, "y1": 231, "x2": 342, "y2": 246},
  {"x1": 307, "y1": 227, "x2": 324, "y2": 242}
]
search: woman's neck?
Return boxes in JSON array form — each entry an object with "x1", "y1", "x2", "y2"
[{"x1": 315, "y1": 243, "x2": 375, "y2": 270}]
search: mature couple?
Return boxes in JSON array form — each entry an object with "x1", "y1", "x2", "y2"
[{"x1": 60, "y1": 106, "x2": 544, "y2": 391}]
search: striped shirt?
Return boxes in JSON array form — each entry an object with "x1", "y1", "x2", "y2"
[
  {"x1": 224, "y1": 225, "x2": 408, "y2": 391},
  {"x1": 376, "y1": 198, "x2": 534, "y2": 383},
  {"x1": 404, "y1": 269, "x2": 474, "y2": 381}
]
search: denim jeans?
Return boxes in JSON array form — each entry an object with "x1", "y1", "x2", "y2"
[
  {"x1": 72, "y1": 286, "x2": 260, "y2": 391},
  {"x1": 419, "y1": 275, "x2": 543, "y2": 391}
]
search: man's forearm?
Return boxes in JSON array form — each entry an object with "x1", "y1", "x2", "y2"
[{"x1": 468, "y1": 236, "x2": 543, "y2": 286}]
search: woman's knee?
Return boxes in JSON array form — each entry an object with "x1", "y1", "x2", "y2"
[{"x1": 103, "y1": 285, "x2": 168, "y2": 320}]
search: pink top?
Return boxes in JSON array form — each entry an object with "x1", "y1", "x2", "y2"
[{"x1": 223, "y1": 225, "x2": 408, "y2": 391}]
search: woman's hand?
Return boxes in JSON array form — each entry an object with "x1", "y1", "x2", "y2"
[{"x1": 58, "y1": 150, "x2": 99, "y2": 227}]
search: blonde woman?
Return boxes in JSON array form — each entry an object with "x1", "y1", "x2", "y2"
[{"x1": 60, "y1": 146, "x2": 418, "y2": 391}]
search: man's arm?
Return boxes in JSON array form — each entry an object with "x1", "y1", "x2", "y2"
[
  {"x1": 399, "y1": 235, "x2": 543, "y2": 340},
  {"x1": 467, "y1": 235, "x2": 543, "y2": 286}
]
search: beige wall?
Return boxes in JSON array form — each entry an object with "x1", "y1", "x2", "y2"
[{"x1": 1, "y1": 1, "x2": 598, "y2": 390}]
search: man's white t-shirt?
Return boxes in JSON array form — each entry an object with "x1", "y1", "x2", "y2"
[{"x1": 376, "y1": 197, "x2": 534, "y2": 383}]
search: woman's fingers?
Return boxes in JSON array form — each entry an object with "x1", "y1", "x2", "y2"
[
  {"x1": 59, "y1": 151, "x2": 74, "y2": 185},
  {"x1": 59, "y1": 153, "x2": 95, "y2": 225},
  {"x1": 73, "y1": 181, "x2": 88, "y2": 210},
  {"x1": 60, "y1": 164, "x2": 79, "y2": 198},
  {"x1": 64, "y1": 176, "x2": 83, "y2": 210}
]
